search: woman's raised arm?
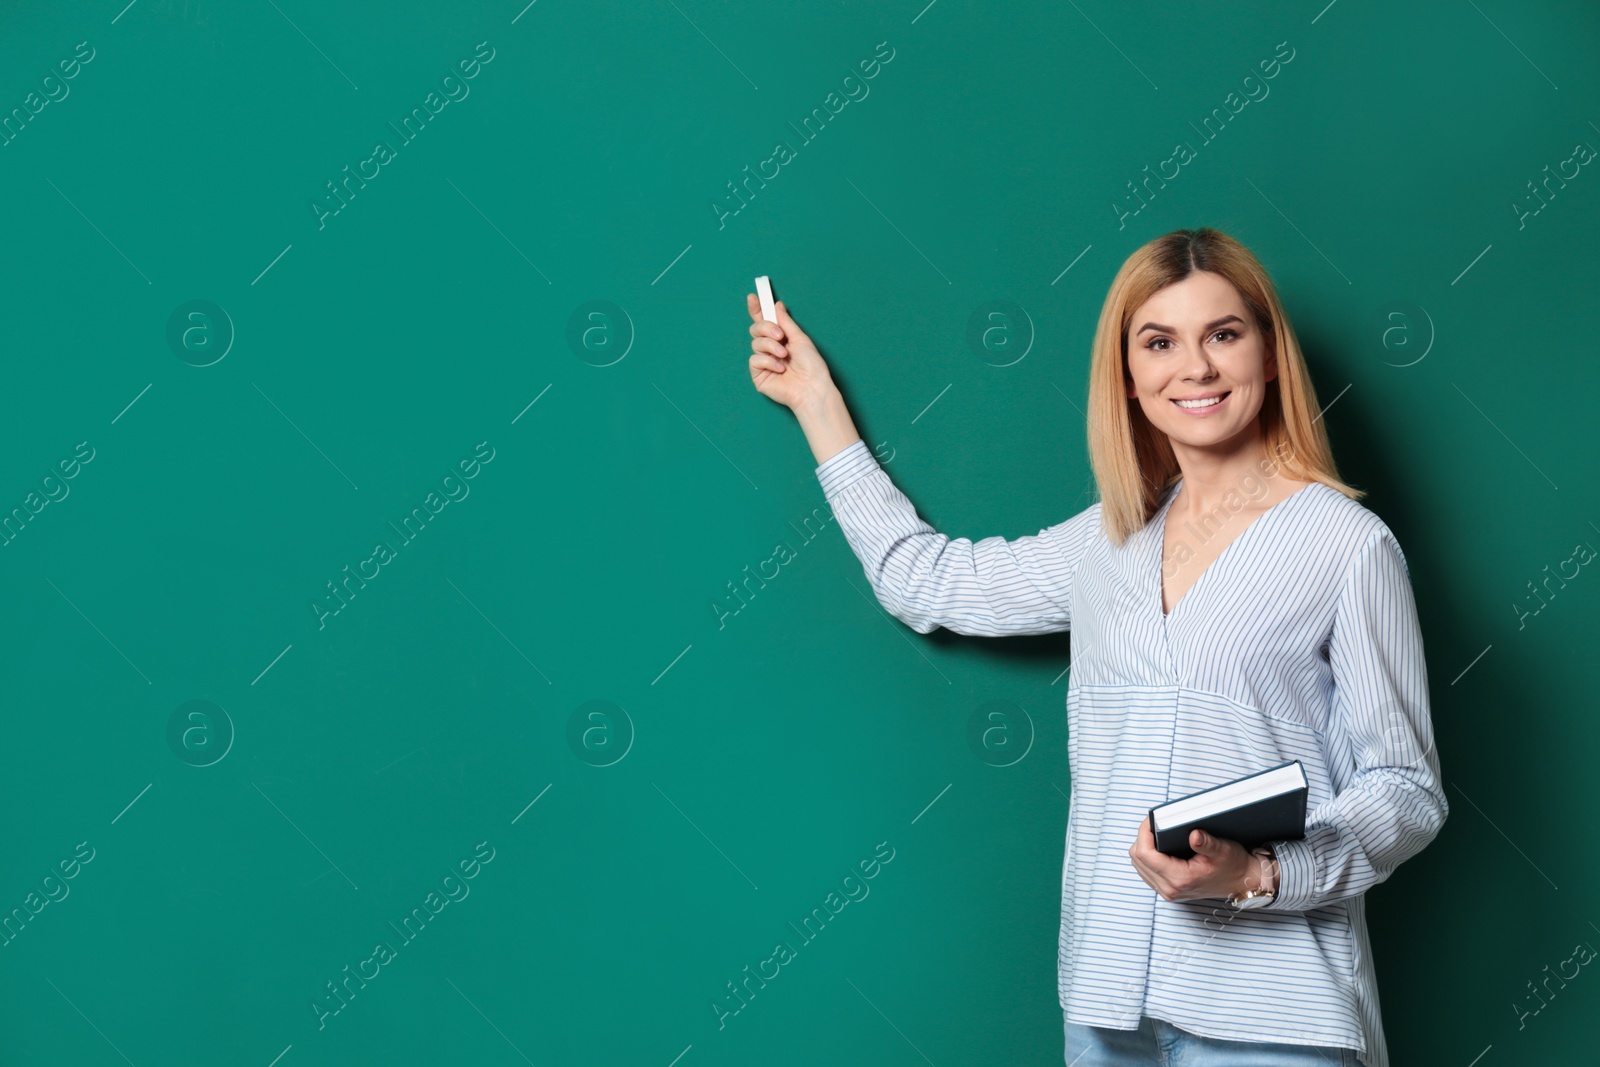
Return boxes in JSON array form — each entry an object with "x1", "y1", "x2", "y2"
[{"x1": 747, "y1": 293, "x2": 1100, "y2": 637}]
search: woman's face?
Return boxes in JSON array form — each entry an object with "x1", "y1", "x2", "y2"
[{"x1": 1123, "y1": 270, "x2": 1276, "y2": 452}]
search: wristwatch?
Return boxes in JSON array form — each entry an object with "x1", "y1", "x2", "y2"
[{"x1": 1225, "y1": 845, "x2": 1279, "y2": 911}]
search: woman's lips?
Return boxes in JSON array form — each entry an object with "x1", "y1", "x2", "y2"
[{"x1": 1171, "y1": 390, "x2": 1231, "y2": 416}]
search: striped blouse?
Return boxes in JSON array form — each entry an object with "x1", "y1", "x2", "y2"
[{"x1": 814, "y1": 438, "x2": 1447, "y2": 1067}]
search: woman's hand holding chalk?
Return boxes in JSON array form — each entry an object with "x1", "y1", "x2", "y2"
[
  {"x1": 742, "y1": 284, "x2": 862, "y2": 465},
  {"x1": 744, "y1": 285, "x2": 837, "y2": 413}
]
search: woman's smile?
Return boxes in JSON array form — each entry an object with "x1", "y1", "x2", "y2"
[{"x1": 1171, "y1": 389, "x2": 1232, "y2": 415}]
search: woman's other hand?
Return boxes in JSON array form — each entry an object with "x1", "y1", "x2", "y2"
[{"x1": 1128, "y1": 816, "x2": 1258, "y2": 903}]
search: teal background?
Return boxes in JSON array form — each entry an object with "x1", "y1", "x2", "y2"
[{"x1": 0, "y1": 0, "x2": 1596, "y2": 1063}]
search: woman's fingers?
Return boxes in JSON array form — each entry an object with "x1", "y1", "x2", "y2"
[
  {"x1": 751, "y1": 335, "x2": 788, "y2": 359},
  {"x1": 744, "y1": 294, "x2": 808, "y2": 408},
  {"x1": 775, "y1": 300, "x2": 808, "y2": 344}
]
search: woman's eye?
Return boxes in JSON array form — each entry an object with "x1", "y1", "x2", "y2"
[{"x1": 1145, "y1": 329, "x2": 1237, "y2": 351}]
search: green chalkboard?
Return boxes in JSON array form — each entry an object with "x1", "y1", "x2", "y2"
[{"x1": 0, "y1": 1, "x2": 1595, "y2": 1064}]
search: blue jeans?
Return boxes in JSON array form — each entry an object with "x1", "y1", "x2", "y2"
[{"x1": 1065, "y1": 1015, "x2": 1359, "y2": 1067}]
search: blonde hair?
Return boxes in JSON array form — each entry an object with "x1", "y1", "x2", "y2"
[{"x1": 1085, "y1": 228, "x2": 1364, "y2": 544}]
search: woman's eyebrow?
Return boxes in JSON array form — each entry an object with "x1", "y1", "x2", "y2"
[{"x1": 1136, "y1": 314, "x2": 1246, "y2": 335}]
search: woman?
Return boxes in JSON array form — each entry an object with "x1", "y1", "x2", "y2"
[{"x1": 743, "y1": 228, "x2": 1446, "y2": 1067}]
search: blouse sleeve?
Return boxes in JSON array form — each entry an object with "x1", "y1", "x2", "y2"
[
  {"x1": 815, "y1": 439, "x2": 1100, "y2": 637},
  {"x1": 1265, "y1": 526, "x2": 1449, "y2": 911}
]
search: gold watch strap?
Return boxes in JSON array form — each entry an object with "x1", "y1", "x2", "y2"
[{"x1": 1227, "y1": 845, "x2": 1280, "y2": 908}]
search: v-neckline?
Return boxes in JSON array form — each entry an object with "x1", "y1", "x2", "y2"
[{"x1": 1156, "y1": 477, "x2": 1320, "y2": 622}]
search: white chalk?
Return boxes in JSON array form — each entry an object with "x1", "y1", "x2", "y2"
[{"x1": 755, "y1": 275, "x2": 777, "y2": 324}]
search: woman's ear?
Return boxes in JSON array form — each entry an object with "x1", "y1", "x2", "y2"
[{"x1": 1263, "y1": 339, "x2": 1278, "y2": 382}]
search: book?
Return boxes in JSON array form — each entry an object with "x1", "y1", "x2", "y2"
[{"x1": 1149, "y1": 759, "x2": 1308, "y2": 859}]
